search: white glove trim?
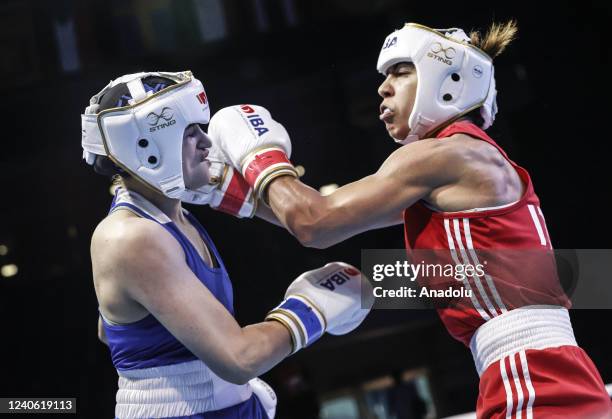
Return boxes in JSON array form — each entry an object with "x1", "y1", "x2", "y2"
[{"x1": 265, "y1": 312, "x2": 299, "y2": 354}]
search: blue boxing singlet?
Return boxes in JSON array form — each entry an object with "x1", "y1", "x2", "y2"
[{"x1": 100, "y1": 188, "x2": 269, "y2": 419}]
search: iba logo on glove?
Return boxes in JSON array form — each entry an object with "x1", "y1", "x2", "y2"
[
  {"x1": 239, "y1": 105, "x2": 270, "y2": 136},
  {"x1": 318, "y1": 268, "x2": 360, "y2": 291}
]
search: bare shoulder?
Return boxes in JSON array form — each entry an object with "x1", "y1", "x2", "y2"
[
  {"x1": 380, "y1": 136, "x2": 467, "y2": 184},
  {"x1": 446, "y1": 132, "x2": 506, "y2": 160},
  {"x1": 388, "y1": 136, "x2": 468, "y2": 165},
  {"x1": 91, "y1": 210, "x2": 183, "y2": 281}
]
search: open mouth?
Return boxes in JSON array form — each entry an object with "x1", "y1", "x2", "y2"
[{"x1": 379, "y1": 106, "x2": 394, "y2": 122}]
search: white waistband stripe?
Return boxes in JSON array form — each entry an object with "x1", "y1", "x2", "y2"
[
  {"x1": 115, "y1": 360, "x2": 252, "y2": 418},
  {"x1": 470, "y1": 306, "x2": 577, "y2": 376}
]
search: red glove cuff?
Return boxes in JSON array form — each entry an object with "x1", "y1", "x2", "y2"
[
  {"x1": 211, "y1": 166, "x2": 256, "y2": 218},
  {"x1": 242, "y1": 147, "x2": 298, "y2": 199}
]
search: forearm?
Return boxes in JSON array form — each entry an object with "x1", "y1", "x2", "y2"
[
  {"x1": 254, "y1": 203, "x2": 284, "y2": 227},
  {"x1": 234, "y1": 321, "x2": 292, "y2": 379},
  {"x1": 266, "y1": 176, "x2": 392, "y2": 248},
  {"x1": 266, "y1": 176, "x2": 330, "y2": 245},
  {"x1": 180, "y1": 312, "x2": 291, "y2": 384}
]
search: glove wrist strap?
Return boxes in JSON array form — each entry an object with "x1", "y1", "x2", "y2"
[
  {"x1": 265, "y1": 296, "x2": 326, "y2": 354},
  {"x1": 241, "y1": 147, "x2": 298, "y2": 200},
  {"x1": 210, "y1": 166, "x2": 256, "y2": 218}
]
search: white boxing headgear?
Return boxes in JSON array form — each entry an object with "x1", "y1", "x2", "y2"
[
  {"x1": 377, "y1": 23, "x2": 498, "y2": 144},
  {"x1": 81, "y1": 70, "x2": 221, "y2": 204}
]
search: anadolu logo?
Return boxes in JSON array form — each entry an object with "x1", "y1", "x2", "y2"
[
  {"x1": 147, "y1": 107, "x2": 176, "y2": 132},
  {"x1": 427, "y1": 42, "x2": 456, "y2": 66},
  {"x1": 239, "y1": 105, "x2": 269, "y2": 136}
]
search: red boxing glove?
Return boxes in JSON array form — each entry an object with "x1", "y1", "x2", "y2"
[{"x1": 208, "y1": 105, "x2": 297, "y2": 202}]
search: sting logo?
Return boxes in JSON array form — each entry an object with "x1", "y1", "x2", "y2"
[
  {"x1": 427, "y1": 42, "x2": 456, "y2": 66},
  {"x1": 147, "y1": 107, "x2": 176, "y2": 132}
]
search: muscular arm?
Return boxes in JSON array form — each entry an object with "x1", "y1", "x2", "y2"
[
  {"x1": 254, "y1": 203, "x2": 284, "y2": 227},
  {"x1": 93, "y1": 219, "x2": 291, "y2": 384},
  {"x1": 267, "y1": 139, "x2": 456, "y2": 248}
]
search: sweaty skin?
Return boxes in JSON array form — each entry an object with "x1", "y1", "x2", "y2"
[
  {"x1": 92, "y1": 124, "x2": 291, "y2": 384},
  {"x1": 265, "y1": 62, "x2": 524, "y2": 248}
]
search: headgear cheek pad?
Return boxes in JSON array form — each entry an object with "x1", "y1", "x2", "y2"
[
  {"x1": 377, "y1": 23, "x2": 498, "y2": 144},
  {"x1": 81, "y1": 71, "x2": 222, "y2": 204}
]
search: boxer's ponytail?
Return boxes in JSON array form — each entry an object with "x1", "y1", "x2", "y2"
[{"x1": 469, "y1": 20, "x2": 518, "y2": 59}]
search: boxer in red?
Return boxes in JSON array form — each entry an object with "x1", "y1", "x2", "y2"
[{"x1": 209, "y1": 21, "x2": 612, "y2": 418}]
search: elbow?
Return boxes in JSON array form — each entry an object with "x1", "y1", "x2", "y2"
[
  {"x1": 211, "y1": 349, "x2": 258, "y2": 385},
  {"x1": 207, "y1": 360, "x2": 254, "y2": 385},
  {"x1": 285, "y1": 205, "x2": 332, "y2": 249},
  {"x1": 219, "y1": 369, "x2": 253, "y2": 386},
  {"x1": 229, "y1": 348, "x2": 263, "y2": 385},
  {"x1": 292, "y1": 222, "x2": 322, "y2": 248},
  {"x1": 292, "y1": 222, "x2": 336, "y2": 249}
]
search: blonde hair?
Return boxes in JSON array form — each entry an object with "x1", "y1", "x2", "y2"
[{"x1": 469, "y1": 20, "x2": 518, "y2": 59}]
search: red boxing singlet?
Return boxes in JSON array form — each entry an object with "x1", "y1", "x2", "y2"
[{"x1": 403, "y1": 121, "x2": 611, "y2": 418}]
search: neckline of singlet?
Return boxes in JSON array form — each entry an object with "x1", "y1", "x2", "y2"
[
  {"x1": 111, "y1": 187, "x2": 221, "y2": 271},
  {"x1": 422, "y1": 199, "x2": 520, "y2": 214}
]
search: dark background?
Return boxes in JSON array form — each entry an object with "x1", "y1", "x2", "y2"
[{"x1": 0, "y1": 0, "x2": 610, "y2": 418}]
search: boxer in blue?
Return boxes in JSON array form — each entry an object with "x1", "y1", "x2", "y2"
[{"x1": 81, "y1": 71, "x2": 373, "y2": 418}]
